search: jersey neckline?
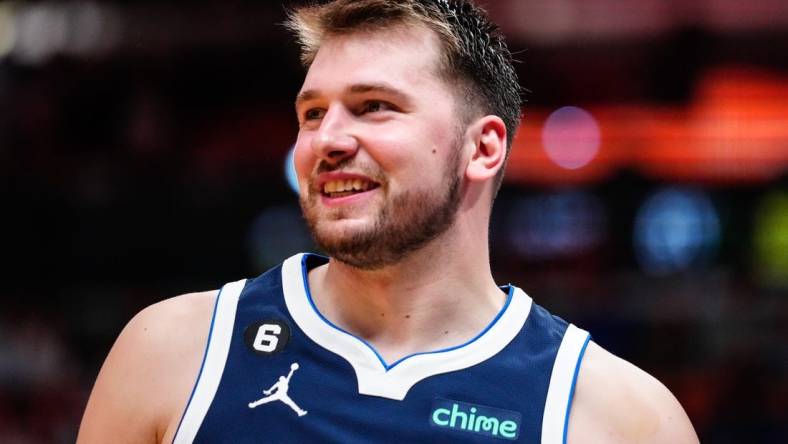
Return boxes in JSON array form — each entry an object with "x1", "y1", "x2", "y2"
[{"x1": 281, "y1": 253, "x2": 533, "y2": 400}]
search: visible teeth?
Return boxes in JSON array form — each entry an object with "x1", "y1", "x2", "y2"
[{"x1": 323, "y1": 179, "x2": 373, "y2": 194}]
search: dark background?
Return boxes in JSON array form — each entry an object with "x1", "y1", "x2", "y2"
[{"x1": 1, "y1": 0, "x2": 786, "y2": 442}]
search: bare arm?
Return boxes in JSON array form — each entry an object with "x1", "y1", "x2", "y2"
[
  {"x1": 567, "y1": 341, "x2": 699, "y2": 444},
  {"x1": 77, "y1": 291, "x2": 217, "y2": 444}
]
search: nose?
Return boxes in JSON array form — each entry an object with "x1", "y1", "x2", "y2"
[{"x1": 311, "y1": 104, "x2": 359, "y2": 165}]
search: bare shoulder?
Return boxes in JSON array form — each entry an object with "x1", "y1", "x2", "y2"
[
  {"x1": 78, "y1": 290, "x2": 219, "y2": 444},
  {"x1": 567, "y1": 341, "x2": 699, "y2": 444}
]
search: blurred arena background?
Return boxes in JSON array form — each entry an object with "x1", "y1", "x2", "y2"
[{"x1": 1, "y1": 0, "x2": 786, "y2": 442}]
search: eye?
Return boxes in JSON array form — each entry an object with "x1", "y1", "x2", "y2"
[
  {"x1": 361, "y1": 100, "x2": 392, "y2": 114},
  {"x1": 303, "y1": 108, "x2": 325, "y2": 121}
]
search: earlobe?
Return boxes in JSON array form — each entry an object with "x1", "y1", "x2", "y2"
[{"x1": 465, "y1": 116, "x2": 507, "y2": 183}]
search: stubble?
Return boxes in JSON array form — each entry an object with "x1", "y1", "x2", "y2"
[{"x1": 300, "y1": 144, "x2": 463, "y2": 270}]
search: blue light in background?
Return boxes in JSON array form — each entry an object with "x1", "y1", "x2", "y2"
[
  {"x1": 634, "y1": 187, "x2": 721, "y2": 275},
  {"x1": 284, "y1": 144, "x2": 299, "y2": 194},
  {"x1": 507, "y1": 190, "x2": 606, "y2": 260}
]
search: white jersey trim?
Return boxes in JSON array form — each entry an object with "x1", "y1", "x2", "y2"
[
  {"x1": 540, "y1": 324, "x2": 591, "y2": 444},
  {"x1": 281, "y1": 253, "x2": 533, "y2": 401},
  {"x1": 172, "y1": 279, "x2": 246, "y2": 444}
]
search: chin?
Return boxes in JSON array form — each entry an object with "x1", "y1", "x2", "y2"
[{"x1": 313, "y1": 218, "x2": 370, "y2": 241}]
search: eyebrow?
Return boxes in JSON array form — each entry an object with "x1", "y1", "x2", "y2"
[{"x1": 295, "y1": 82, "x2": 412, "y2": 108}]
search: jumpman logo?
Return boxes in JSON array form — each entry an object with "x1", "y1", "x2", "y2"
[{"x1": 248, "y1": 363, "x2": 308, "y2": 417}]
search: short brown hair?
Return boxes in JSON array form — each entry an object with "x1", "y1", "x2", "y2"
[{"x1": 286, "y1": 0, "x2": 522, "y2": 193}]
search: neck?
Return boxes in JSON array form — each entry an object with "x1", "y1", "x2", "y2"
[{"x1": 307, "y1": 223, "x2": 505, "y2": 364}]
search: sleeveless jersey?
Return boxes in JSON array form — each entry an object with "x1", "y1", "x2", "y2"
[{"x1": 173, "y1": 253, "x2": 591, "y2": 444}]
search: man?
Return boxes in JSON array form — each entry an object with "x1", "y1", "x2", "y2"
[{"x1": 78, "y1": 1, "x2": 700, "y2": 443}]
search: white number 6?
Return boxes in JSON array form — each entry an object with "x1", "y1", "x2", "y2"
[{"x1": 252, "y1": 324, "x2": 282, "y2": 352}]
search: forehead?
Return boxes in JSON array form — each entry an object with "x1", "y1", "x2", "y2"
[{"x1": 299, "y1": 25, "x2": 449, "y2": 97}]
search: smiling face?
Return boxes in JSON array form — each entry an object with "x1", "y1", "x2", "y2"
[{"x1": 294, "y1": 25, "x2": 467, "y2": 269}]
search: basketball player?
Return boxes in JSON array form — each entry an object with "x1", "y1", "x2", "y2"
[{"x1": 78, "y1": 1, "x2": 699, "y2": 442}]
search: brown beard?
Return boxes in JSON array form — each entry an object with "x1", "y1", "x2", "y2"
[{"x1": 300, "y1": 146, "x2": 463, "y2": 270}]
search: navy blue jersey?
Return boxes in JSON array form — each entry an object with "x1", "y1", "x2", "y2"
[{"x1": 173, "y1": 253, "x2": 590, "y2": 444}]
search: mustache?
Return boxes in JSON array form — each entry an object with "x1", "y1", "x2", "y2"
[
  {"x1": 312, "y1": 159, "x2": 385, "y2": 183},
  {"x1": 316, "y1": 157, "x2": 353, "y2": 174}
]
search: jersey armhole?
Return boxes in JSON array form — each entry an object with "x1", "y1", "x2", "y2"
[
  {"x1": 172, "y1": 279, "x2": 246, "y2": 444},
  {"x1": 540, "y1": 324, "x2": 591, "y2": 444}
]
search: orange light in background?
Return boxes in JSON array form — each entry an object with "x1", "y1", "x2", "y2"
[
  {"x1": 505, "y1": 66, "x2": 788, "y2": 185},
  {"x1": 507, "y1": 110, "x2": 624, "y2": 185},
  {"x1": 641, "y1": 67, "x2": 788, "y2": 183}
]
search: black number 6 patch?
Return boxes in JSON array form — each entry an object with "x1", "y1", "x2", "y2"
[{"x1": 244, "y1": 319, "x2": 291, "y2": 355}]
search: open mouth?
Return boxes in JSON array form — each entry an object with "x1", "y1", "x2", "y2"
[{"x1": 321, "y1": 178, "x2": 380, "y2": 198}]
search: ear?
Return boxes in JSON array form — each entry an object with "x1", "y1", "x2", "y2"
[{"x1": 465, "y1": 115, "x2": 507, "y2": 183}]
